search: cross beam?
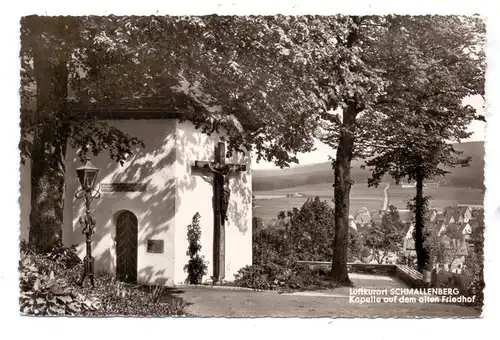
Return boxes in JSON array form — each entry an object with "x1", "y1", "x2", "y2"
[
  {"x1": 193, "y1": 161, "x2": 246, "y2": 173},
  {"x1": 191, "y1": 141, "x2": 247, "y2": 284}
]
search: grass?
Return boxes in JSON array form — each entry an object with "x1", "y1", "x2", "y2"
[{"x1": 254, "y1": 183, "x2": 484, "y2": 222}]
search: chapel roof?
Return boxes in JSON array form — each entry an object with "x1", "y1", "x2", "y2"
[{"x1": 67, "y1": 97, "x2": 202, "y2": 120}]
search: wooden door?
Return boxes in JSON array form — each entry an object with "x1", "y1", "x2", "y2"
[{"x1": 116, "y1": 210, "x2": 138, "y2": 283}]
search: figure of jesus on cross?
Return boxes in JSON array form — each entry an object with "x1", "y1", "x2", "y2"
[
  {"x1": 207, "y1": 163, "x2": 232, "y2": 222},
  {"x1": 192, "y1": 141, "x2": 247, "y2": 284}
]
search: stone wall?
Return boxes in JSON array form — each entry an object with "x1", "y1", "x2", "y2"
[
  {"x1": 348, "y1": 263, "x2": 397, "y2": 275},
  {"x1": 394, "y1": 265, "x2": 425, "y2": 288},
  {"x1": 296, "y1": 261, "x2": 396, "y2": 276},
  {"x1": 295, "y1": 261, "x2": 425, "y2": 288}
]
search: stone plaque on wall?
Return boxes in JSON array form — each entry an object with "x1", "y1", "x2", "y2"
[
  {"x1": 101, "y1": 182, "x2": 147, "y2": 192},
  {"x1": 147, "y1": 240, "x2": 164, "y2": 254}
]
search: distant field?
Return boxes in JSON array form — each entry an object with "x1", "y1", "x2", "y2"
[
  {"x1": 253, "y1": 183, "x2": 484, "y2": 222},
  {"x1": 387, "y1": 186, "x2": 484, "y2": 211},
  {"x1": 254, "y1": 183, "x2": 385, "y2": 222},
  {"x1": 255, "y1": 182, "x2": 385, "y2": 198}
]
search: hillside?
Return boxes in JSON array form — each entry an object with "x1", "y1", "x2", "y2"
[{"x1": 253, "y1": 141, "x2": 484, "y2": 191}]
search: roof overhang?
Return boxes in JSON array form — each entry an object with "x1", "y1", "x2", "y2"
[{"x1": 69, "y1": 107, "x2": 191, "y2": 120}]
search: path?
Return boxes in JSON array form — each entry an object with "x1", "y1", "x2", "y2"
[
  {"x1": 382, "y1": 183, "x2": 390, "y2": 210},
  {"x1": 171, "y1": 273, "x2": 479, "y2": 317}
]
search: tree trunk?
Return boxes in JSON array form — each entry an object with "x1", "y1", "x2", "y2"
[
  {"x1": 28, "y1": 51, "x2": 69, "y2": 253},
  {"x1": 330, "y1": 103, "x2": 358, "y2": 286},
  {"x1": 414, "y1": 166, "x2": 430, "y2": 272}
]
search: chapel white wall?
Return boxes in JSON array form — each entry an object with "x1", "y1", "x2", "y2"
[
  {"x1": 18, "y1": 119, "x2": 178, "y2": 286},
  {"x1": 19, "y1": 118, "x2": 253, "y2": 286},
  {"x1": 68, "y1": 119, "x2": 178, "y2": 286},
  {"x1": 174, "y1": 121, "x2": 252, "y2": 284}
]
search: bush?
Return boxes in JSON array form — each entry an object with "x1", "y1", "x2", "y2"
[
  {"x1": 253, "y1": 197, "x2": 365, "y2": 266},
  {"x1": 234, "y1": 262, "x2": 336, "y2": 291},
  {"x1": 252, "y1": 217, "x2": 289, "y2": 266},
  {"x1": 184, "y1": 213, "x2": 208, "y2": 284},
  {"x1": 252, "y1": 197, "x2": 336, "y2": 266},
  {"x1": 20, "y1": 240, "x2": 82, "y2": 276},
  {"x1": 247, "y1": 197, "x2": 367, "y2": 290},
  {"x1": 19, "y1": 247, "x2": 99, "y2": 316},
  {"x1": 80, "y1": 273, "x2": 189, "y2": 317},
  {"x1": 283, "y1": 197, "x2": 335, "y2": 262},
  {"x1": 19, "y1": 242, "x2": 189, "y2": 316}
]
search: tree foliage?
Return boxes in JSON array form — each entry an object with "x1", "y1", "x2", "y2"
[
  {"x1": 365, "y1": 15, "x2": 485, "y2": 187},
  {"x1": 279, "y1": 197, "x2": 335, "y2": 261},
  {"x1": 363, "y1": 15, "x2": 485, "y2": 272},
  {"x1": 184, "y1": 213, "x2": 208, "y2": 284},
  {"x1": 20, "y1": 15, "x2": 331, "y2": 251},
  {"x1": 253, "y1": 197, "x2": 362, "y2": 265},
  {"x1": 465, "y1": 215, "x2": 485, "y2": 306},
  {"x1": 21, "y1": 15, "x2": 329, "y2": 166},
  {"x1": 363, "y1": 205, "x2": 405, "y2": 264}
]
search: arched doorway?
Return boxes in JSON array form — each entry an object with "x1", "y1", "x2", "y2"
[{"x1": 116, "y1": 210, "x2": 138, "y2": 283}]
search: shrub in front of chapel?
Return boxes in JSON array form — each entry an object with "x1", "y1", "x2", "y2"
[
  {"x1": 84, "y1": 277, "x2": 189, "y2": 316},
  {"x1": 252, "y1": 197, "x2": 336, "y2": 266},
  {"x1": 252, "y1": 217, "x2": 289, "y2": 266},
  {"x1": 19, "y1": 242, "x2": 100, "y2": 316},
  {"x1": 237, "y1": 197, "x2": 347, "y2": 291},
  {"x1": 234, "y1": 261, "x2": 335, "y2": 291},
  {"x1": 184, "y1": 213, "x2": 208, "y2": 284},
  {"x1": 19, "y1": 241, "x2": 190, "y2": 316}
]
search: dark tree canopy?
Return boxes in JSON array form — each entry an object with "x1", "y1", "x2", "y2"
[
  {"x1": 362, "y1": 16, "x2": 485, "y2": 272},
  {"x1": 20, "y1": 15, "x2": 333, "y2": 252},
  {"x1": 20, "y1": 15, "x2": 336, "y2": 168}
]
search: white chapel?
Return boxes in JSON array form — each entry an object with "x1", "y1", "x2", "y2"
[{"x1": 20, "y1": 107, "x2": 253, "y2": 286}]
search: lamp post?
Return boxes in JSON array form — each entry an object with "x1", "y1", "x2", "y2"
[{"x1": 75, "y1": 158, "x2": 101, "y2": 288}]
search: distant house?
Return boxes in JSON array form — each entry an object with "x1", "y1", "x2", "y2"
[
  {"x1": 435, "y1": 212, "x2": 446, "y2": 225},
  {"x1": 371, "y1": 211, "x2": 383, "y2": 223},
  {"x1": 433, "y1": 205, "x2": 483, "y2": 273},
  {"x1": 401, "y1": 183, "x2": 416, "y2": 188},
  {"x1": 354, "y1": 207, "x2": 371, "y2": 225},
  {"x1": 428, "y1": 209, "x2": 438, "y2": 222},
  {"x1": 400, "y1": 182, "x2": 439, "y2": 188},
  {"x1": 400, "y1": 205, "x2": 482, "y2": 269},
  {"x1": 443, "y1": 206, "x2": 473, "y2": 224},
  {"x1": 285, "y1": 192, "x2": 304, "y2": 197},
  {"x1": 348, "y1": 215, "x2": 358, "y2": 231},
  {"x1": 403, "y1": 223, "x2": 416, "y2": 258}
]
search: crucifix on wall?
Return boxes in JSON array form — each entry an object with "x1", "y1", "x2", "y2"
[{"x1": 192, "y1": 141, "x2": 247, "y2": 284}]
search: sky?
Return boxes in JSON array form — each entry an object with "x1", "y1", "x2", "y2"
[{"x1": 252, "y1": 95, "x2": 486, "y2": 169}]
